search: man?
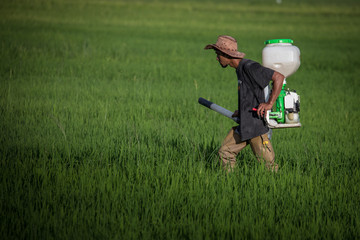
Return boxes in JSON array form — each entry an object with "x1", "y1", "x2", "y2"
[{"x1": 204, "y1": 35, "x2": 285, "y2": 172}]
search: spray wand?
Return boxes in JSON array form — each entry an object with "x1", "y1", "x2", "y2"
[{"x1": 198, "y1": 97, "x2": 239, "y2": 123}]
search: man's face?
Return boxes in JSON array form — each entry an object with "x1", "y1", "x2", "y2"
[{"x1": 215, "y1": 50, "x2": 230, "y2": 68}]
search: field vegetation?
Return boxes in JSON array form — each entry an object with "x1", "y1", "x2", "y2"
[{"x1": 1, "y1": 0, "x2": 359, "y2": 239}]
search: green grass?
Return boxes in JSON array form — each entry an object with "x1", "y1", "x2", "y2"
[{"x1": 1, "y1": 0, "x2": 360, "y2": 239}]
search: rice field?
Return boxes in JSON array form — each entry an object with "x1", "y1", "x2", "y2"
[{"x1": 1, "y1": 0, "x2": 360, "y2": 239}]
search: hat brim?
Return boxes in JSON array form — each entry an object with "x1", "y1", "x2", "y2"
[{"x1": 204, "y1": 44, "x2": 245, "y2": 59}]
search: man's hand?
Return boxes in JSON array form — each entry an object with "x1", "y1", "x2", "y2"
[
  {"x1": 257, "y1": 103, "x2": 273, "y2": 118},
  {"x1": 232, "y1": 110, "x2": 239, "y2": 117},
  {"x1": 256, "y1": 71, "x2": 285, "y2": 118}
]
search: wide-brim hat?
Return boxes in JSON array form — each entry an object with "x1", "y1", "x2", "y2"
[{"x1": 204, "y1": 35, "x2": 246, "y2": 59}]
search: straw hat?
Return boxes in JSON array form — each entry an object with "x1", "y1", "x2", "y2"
[{"x1": 204, "y1": 35, "x2": 246, "y2": 58}]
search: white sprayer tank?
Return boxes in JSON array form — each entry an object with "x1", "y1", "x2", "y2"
[{"x1": 262, "y1": 39, "x2": 300, "y2": 78}]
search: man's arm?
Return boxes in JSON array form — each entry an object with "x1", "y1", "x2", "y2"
[{"x1": 257, "y1": 71, "x2": 285, "y2": 117}]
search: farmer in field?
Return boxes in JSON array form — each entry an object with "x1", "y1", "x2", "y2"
[{"x1": 204, "y1": 35, "x2": 285, "y2": 172}]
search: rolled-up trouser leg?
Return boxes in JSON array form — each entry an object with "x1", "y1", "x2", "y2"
[
  {"x1": 249, "y1": 133, "x2": 278, "y2": 172},
  {"x1": 218, "y1": 127, "x2": 247, "y2": 171}
]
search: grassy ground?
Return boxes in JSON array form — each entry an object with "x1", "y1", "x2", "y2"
[{"x1": 1, "y1": 0, "x2": 360, "y2": 239}]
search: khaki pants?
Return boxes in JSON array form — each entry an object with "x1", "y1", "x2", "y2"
[{"x1": 218, "y1": 127, "x2": 278, "y2": 172}]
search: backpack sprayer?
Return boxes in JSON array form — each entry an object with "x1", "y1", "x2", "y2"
[{"x1": 199, "y1": 39, "x2": 301, "y2": 129}]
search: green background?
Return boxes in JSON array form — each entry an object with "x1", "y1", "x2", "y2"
[{"x1": 1, "y1": 0, "x2": 359, "y2": 239}]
